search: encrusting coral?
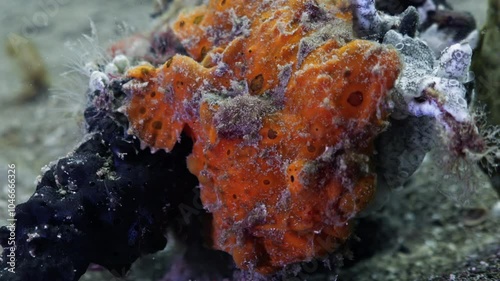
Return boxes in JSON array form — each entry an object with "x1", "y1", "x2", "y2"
[{"x1": 124, "y1": 0, "x2": 401, "y2": 273}]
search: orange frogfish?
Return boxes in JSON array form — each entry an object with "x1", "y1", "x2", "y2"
[{"x1": 124, "y1": 0, "x2": 401, "y2": 274}]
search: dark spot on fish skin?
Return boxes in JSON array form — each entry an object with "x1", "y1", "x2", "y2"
[
  {"x1": 250, "y1": 74, "x2": 264, "y2": 94},
  {"x1": 201, "y1": 46, "x2": 208, "y2": 59},
  {"x1": 267, "y1": 129, "x2": 278, "y2": 139},
  {"x1": 152, "y1": 121, "x2": 163, "y2": 130},
  {"x1": 347, "y1": 91, "x2": 363, "y2": 107},
  {"x1": 193, "y1": 15, "x2": 204, "y2": 25},
  {"x1": 166, "y1": 57, "x2": 173, "y2": 68}
]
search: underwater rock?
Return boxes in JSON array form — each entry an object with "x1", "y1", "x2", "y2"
[
  {"x1": 0, "y1": 99, "x2": 198, "y2": 280},
  {"x1": 473, "y1": 0, "x2": 500, "y2": 125},
  {"x1": 472, "y1": 0, "x2": 500, "y2": 197}
]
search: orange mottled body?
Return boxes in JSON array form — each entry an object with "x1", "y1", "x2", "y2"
[{"x1": 125, "y1": 0, "x2": 400, "y2": 273}]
